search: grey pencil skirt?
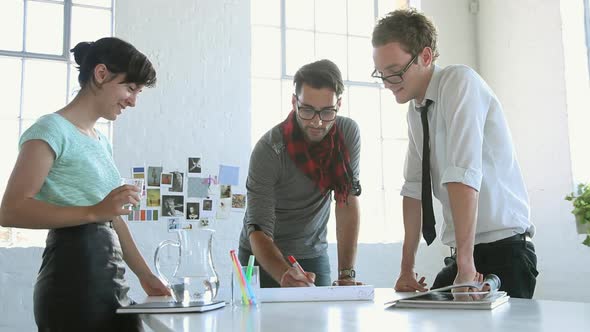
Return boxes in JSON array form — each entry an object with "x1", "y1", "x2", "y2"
[{"x1": 34, "y1": 222, "x2": 142, "y2": 332}]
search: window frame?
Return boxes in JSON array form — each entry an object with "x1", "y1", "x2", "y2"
[{"x1": 0, "y1": 0, "x2": 115, "y2": 247}]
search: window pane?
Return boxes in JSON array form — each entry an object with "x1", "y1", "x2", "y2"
[
  {"x1": 251, "y1": 0, "x2": 280, "y2": 27},
  {"x1": 378, "y1": 0, "x2": 399, "y2": 18},
  {"x1": 0, "y1": 57, "x2": 22, "y2": 120},
  {"x1": 26, "y1": 1, "x2": 64, "y2": 55},
  {"x1": 251, "y1": 78, "x2": 282, "y2": 147},
  {"x1": 383, "y1": 188, "x2": 404, "y2": 242},
  {"x1": 73, "y1": 0, "x2": 111, "y2": 7},
  {"x1": 315, "y1": 0, "x2": 346, "y2": 34},
  {"x1": 382, "y1": 139, "x2": 409, "y2": 243},
  {"x1": 382, "y1": 139, "x2": 407, "y2": 191},
  {"x1": 68, "y1": 62, "x2": 81, "y2": 102},
  {"x1": 0, "y1": 0, "x2": 24, "y2": 51},
  {"x1": 380, "y1": 90, "x2": 408, "y2": 140},
  {"x1": 338, "y1": 90, "x2": 350, "y2": 117},
  {"x1": 285, "y1": 0, "x2": 314, "y2": 30},
  {"x1": 285, "y1": 29, "x2": 314, "y2": 76},
  {"x1": 348, "y1": 86, "x2": 381, "y2": 141},
  {"x1": 358, "y1": 138, "x2": 385, "y2": 243},
  {"x1": 348, "y1": 0, "x2": 375, "y2": 37},
  {"x1": 70, "y1": 6, "x2": 111, "y2": 52},
  {"x1": 22, "y1": 59, "x2": 67, "y2": 119},
  {"x1": 348, "y1": 36, "x2": 374, "y2": 82},
  {"x1": 281, "y1": 79, "x2": 295, "y2": 118},
  {"x1": 251, "y1": 26, "x2": 281, "y2": 78},
  {"x1": 315, "y1": 33, "x2": 348, "y2": 80}
]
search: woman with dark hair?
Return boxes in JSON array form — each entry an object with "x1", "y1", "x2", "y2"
[{"x1": 0, "y1": 37, "x2": 169, "y2": 331}]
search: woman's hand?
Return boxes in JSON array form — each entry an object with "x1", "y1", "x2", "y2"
[
  {"x1": 139, "y1": 273, "x2": 171, "y2": 296},
  {"x1": 89, "y1": 185, "x2": 140, "y2": 221}
]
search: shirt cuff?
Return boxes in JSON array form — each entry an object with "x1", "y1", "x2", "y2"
[
  {"x1": 441, "y1": 166, "x2": 482, "y2": 191},
  {"x1": 400, "y1": 182, "x2": 422, "y2": 200}
]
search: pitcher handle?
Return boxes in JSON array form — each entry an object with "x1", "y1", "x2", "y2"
[{"x1": 154, "y1": 239, "x2": 180, "y2": 286}]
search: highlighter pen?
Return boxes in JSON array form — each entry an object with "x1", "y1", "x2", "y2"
[
  {"x1": 246, "y1": 255, "x2": 255, "y2": 283},
  {"x1": 288, "y1": 255, "x2": 315, "y2": 287}
]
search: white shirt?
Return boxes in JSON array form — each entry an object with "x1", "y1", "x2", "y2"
[{"x1": 400, "y1": 65, "x2": 535, "y2": 247}]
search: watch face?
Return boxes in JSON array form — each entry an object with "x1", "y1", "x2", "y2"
[{"x1": 339, "y1": 269, "x2": 356, "y2": 278}]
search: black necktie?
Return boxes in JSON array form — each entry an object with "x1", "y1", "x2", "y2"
[{"x1": 419, "y1": 99, "x2": 436, "y2": 245}]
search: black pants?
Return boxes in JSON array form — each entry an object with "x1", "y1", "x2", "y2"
[
  {"x1": 238, "y1": 248, "x2": 331, "y2": 288},
  {"x1": 432, "y1": 234, "x2": 538, "y2": 299},
  {"x1": 34, "y1": 223, "x2": 142, "y2": 332}
]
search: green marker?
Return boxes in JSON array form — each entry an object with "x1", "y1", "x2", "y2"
[{"x1": 246, "y1": 255, "x2": 255, "y2": 283}]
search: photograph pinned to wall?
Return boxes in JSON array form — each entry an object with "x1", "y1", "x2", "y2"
[
  {"x1": 216, "y1": 198, "x2": 231, "y2": 219},
  {"x1": 161, "y1": 195, "x2": 184, "y2": 217},
  {"x1": 167, "y1": 218, "x2": 193, "y2": 232},
  {"x1": 126, "y1": 209, "x2": 158, "y2": 222},
  {"x1": 146, "y1": 188, "x2": 161, "y2": 207},
  {"x1": 219, "y1": 164, "x2": 239, "y2": 186},
  {"x1": 147, "y1": 166, "x2": 163, "y2": 187},
  {"x1": 187, "y1": 177, "x2": 209, "y2": 198},
  {"x1": 161, "y1": 173, "x2": 172, "y2": 186},
  {"x1": 188, "y1": 157, "x2": 202, "y2": 174},
  {"x1": 132, "y1": 166, "x2": 145, "y2": 179},
  {"x1": 220, "y1": 184, "x2": 231, "y2": 199},
  {"x1": 186, "y1": 202, "x2": 200, "y2": 220},
  {"x1": 200, "y1": 198, "x2": 216, "y2": 218},
  {"x1": 169, "y1": 171, "x2": 184, "y2": 193},
  {"x1": 232, "y1": 191, "x2": 246, "y2": 210}
]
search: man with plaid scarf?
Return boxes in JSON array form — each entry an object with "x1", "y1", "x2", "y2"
[{"x1": 238, "y1": 60, "x2": 363, "y2": 288}]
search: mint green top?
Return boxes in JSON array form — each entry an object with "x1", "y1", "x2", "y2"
[{"x1": 19, "y1": 114, "x2": 120, "y2": 207}]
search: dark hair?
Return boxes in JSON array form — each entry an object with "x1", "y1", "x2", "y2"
[
  {"x1": 293, "y1": 59, "x2": 344, "y2": 97},
  {"x1": 70, "y1": 37, "x2": 156, "y2": 89},
  {"x1": 372, "y1": 8, "x2": 439, "y2": 61}
]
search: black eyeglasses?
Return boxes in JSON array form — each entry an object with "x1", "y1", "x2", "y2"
[
  {"x1": 294, "y1": 95, "x2": 339, "y2": 122},
  {"x1": 371, "y1": 54, "x2": 418, "y2": 84}
]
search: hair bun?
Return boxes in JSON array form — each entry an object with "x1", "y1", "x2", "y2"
[{"x1": 70, "y1": 41, "x2": 94, "y2": 65}]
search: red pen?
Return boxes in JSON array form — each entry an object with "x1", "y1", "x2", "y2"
[{"x1": 288, "y1": 256, "x2": 315, "y2": 287}]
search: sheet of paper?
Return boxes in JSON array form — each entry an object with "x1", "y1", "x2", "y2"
[{"x1": 219, "y1": 165, "x2": 239, "y2": 186}]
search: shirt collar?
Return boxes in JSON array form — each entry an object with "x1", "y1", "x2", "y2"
[{"x1": 413, "y1": 64, "x2": 443, "y2": 111}]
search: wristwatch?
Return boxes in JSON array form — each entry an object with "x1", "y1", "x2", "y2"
[{"x1": 338, "y1": 268, "x2": 356, "y2": 279}]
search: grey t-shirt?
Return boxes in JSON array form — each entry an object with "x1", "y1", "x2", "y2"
[{"x1": 238, "y1": 116, "x2": 361, "y2": 259}]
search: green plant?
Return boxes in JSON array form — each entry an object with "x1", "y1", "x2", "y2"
[{"x1": 565, "y1": 183, "x2": 590, "y2": 246}]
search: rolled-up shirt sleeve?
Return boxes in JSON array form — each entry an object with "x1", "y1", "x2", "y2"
[
  {"x1": 439, "y1": 67, "x2": 489, "y2": 191},
  {"x1": 401, "y1": 109, "x2": 423, "y2": 200},
  {"x1": 245, "y1": 139, "x2": 280, "y2": 239}
]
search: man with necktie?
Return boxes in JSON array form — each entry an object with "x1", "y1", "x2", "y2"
[{"x1": 371, "y1": 8, "x2": 537, "y2": 298}]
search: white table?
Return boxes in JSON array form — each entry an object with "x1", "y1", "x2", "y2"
[{"x1": 139, "y1": 289, "x2": 590, "y2": 332}]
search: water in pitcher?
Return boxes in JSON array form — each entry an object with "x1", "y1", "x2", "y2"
[{"x1": 170, "y1": 276, "x2": 219, "y2": 303}]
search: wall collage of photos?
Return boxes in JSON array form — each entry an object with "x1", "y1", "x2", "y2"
[{"x1": 125, "y1": 157, "x2": 246, "y2": 231}]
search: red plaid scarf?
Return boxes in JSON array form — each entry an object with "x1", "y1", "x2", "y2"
[{"x1": 281, "y1": 110, "x2": 353, "y2": 205}]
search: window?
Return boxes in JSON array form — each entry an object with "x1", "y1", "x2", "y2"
[
  {"x1": 250, "y1": 0, "x2": 408, "y2": 243},
  {"x1": 0, "y1": 0, "x2": 114, "y2": 247},
  {"x1": 585, "y1": 0, "x2": 590, "y2": 77}
]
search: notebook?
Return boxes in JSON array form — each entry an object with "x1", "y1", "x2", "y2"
[
  {"x1": 259, "y1": 285, "x2": 374, "y2": 302},
  {"x1": 116, "y1": 300, "x2": 226, "y2": 314}
]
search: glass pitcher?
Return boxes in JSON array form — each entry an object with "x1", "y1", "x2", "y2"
[{"x1": 154, "y1": 228, "x2": 219, "y2": 303}]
